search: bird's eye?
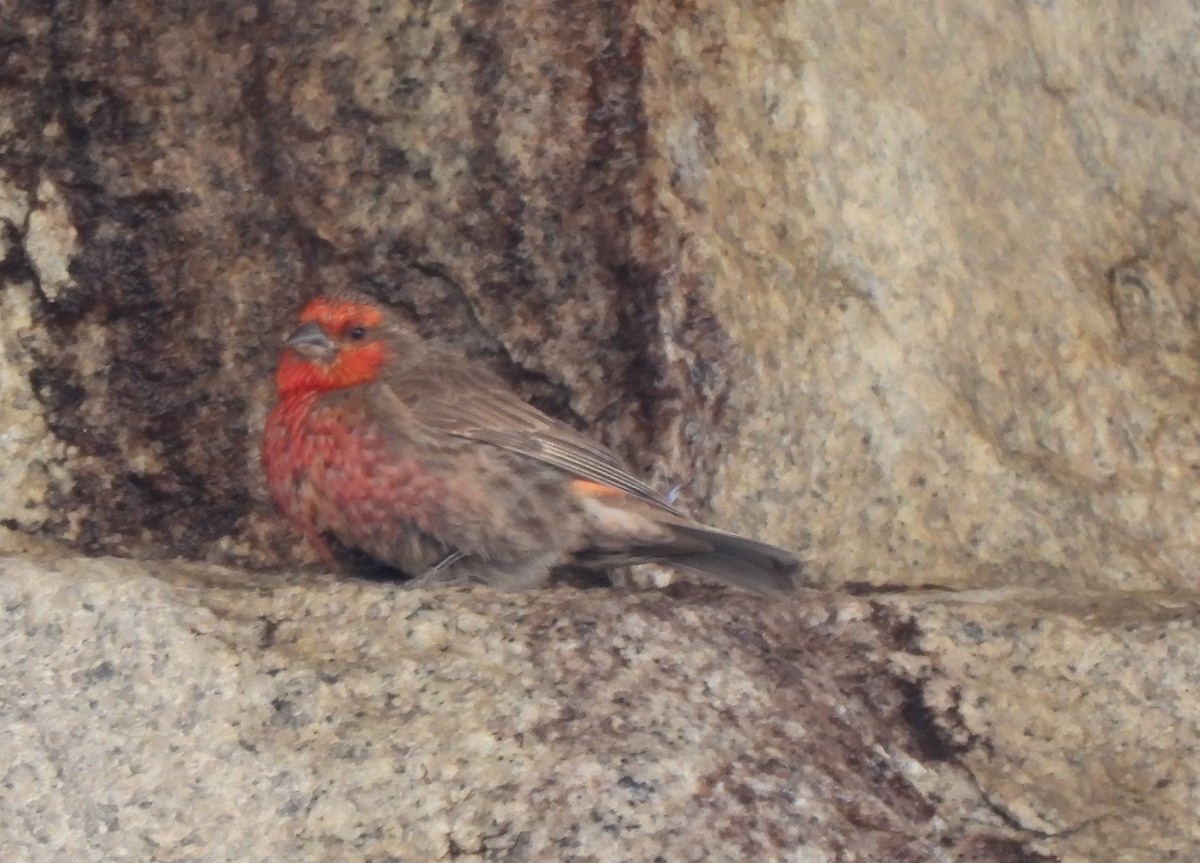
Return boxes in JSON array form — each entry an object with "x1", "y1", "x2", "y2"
[{"x1": 347, "y1": 325, "x2": 367, "y2": 341}]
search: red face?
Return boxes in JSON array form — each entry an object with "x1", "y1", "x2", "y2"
[
  {"x1": 299, "y1": 296, "x2": 384, "y2": 335},
  {"x1": 274, "y1": 297, "x2": 388, "y2": 396}
]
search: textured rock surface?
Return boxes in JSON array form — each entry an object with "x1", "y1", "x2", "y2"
[
  {"x1": 3, "y1": 3, "x2": 1199, "y2": 862},
  {"x1": 1, "y1": 0, "x2": 731, "y2": 570},
  {"x1": 1, "y1": 2, "x2": 1198, "y2": 591},
  {"x1": 648, "y1": 1, "x2": 1200, "y2": 591},
  {"x1": 888, "y1": 588, "x2": 1200, "y2": 861},
  {"x1": 4, "y1": 555, "x2": 1198, "y2": 861},
  {"x1": 0, "y1": 557, "x2": 1043, "y2": 860}
]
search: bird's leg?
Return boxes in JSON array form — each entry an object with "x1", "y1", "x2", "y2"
[
  {"x1": 411, "y1": 550, "x2": 466, "y2": 583},
  {"x1": 408, "y1": 551, "x2": 558, "y2": 590}
]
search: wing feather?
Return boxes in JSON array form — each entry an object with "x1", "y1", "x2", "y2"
[{"x1": 379, "y1": 353, "x2": 687, "y2": 516}]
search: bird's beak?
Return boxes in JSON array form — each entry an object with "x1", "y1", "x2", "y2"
[{"x1": 282, "y1": 322, "x2": 337, "y2": 362}]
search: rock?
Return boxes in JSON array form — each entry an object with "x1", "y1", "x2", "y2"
[
  {"x1": 0, "y1": 3, "x2": 1196, "y2": 591},
  {"x1": 2, "y1": 3, "x2": 1199, "y2": 861},
  {"x1": 5, "y1": 556, "x2": 1196, "y2": 860},
  {"x1": 884, "y1": 587, "x2": 1200, "y2": 861},
  {"x1": 0, "y1": 555, "x2": 1055, "y2": 861}
]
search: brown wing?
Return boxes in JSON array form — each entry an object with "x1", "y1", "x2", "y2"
[{"x1": 379, "y1": 350, "x2": 688, "y2": 517}]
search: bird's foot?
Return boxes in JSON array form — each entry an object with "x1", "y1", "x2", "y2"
[{"x1": 409, "y1": 551, "x2": 471, "y2": 586}]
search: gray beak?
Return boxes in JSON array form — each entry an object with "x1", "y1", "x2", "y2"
[{"x1": 282, "y1": 322, "x2": 337, "y2": 362}]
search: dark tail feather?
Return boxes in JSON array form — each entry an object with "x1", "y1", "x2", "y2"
[{"x1": 664, "y1": 524, "x2": 800, "y2": 597}]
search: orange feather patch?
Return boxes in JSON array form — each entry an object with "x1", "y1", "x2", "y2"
[{"x1": 571, "y1": 479, "x2": 624, "y2": 498}]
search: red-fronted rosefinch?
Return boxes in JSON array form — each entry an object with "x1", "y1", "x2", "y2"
[{"x1": 262, "y1": 293, "x2": 799, "y2": 595}]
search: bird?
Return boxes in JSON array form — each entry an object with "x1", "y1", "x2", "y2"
[{"x1": 262, "y1": 292, "x2": 799, "y2": 596}]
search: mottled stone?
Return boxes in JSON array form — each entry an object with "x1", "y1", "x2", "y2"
[
  {"x1": 0, "y1": 0, "x2": 727, "y2": 568},
  {"x1": 2, "y1": 1, "x2": 1200, "y2": 593},
  {"x1": 2, "y1": 4, "x2": 1200, "y2": 860},
  {"x1": 2, "y1": 556, "x2": 1057, "y2": 862},
  {"x1": 883, "y1": 588, "x2": 1200, "y2": 862},
  {"x1": 0, "y1": 283, "x2": 72, "y2": 534},
  {"x1": 638, "y1": 2, "x2": 1200, "y2": 591}
]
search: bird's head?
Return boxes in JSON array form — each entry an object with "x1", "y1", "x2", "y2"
[{"x1": 274, "y1": 294, "x2": 406, "y2": 396}]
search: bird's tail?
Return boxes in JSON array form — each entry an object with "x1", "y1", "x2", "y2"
[
  {"x1": 661, "y1": 522, "x2": 800, "y2": 597},
  {"x1": 570, "y1": 482, "x2": 800, "y2": 596},
  {"x1": 576, "y1": 520, "x2": 800, "y2": 597}
]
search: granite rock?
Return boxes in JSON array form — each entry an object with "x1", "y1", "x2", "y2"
[
  {"x1": 1, "y1": 3, "x2": 1199, "y2": 862},
  {"x1": 0, "y1": 555, "x2": 1058, "y2": 862},
  {"x1": 5, "y1": 555, "x2": 1197, "y2": 861},
  {"x1": 884, "y1": 587, "x2": 1200, "y2": 862},
  {"x1": 1, "y1": 3, "x2": 1199, "y2": 591}
]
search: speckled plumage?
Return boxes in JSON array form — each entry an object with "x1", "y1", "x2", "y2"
[{"x1": 262, "y1": 293, "x2": 799, "y2": 595}]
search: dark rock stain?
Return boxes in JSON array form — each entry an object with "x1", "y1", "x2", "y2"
[{"x1": 5, "y1": 0, "x2": 741, "y2": 568}]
